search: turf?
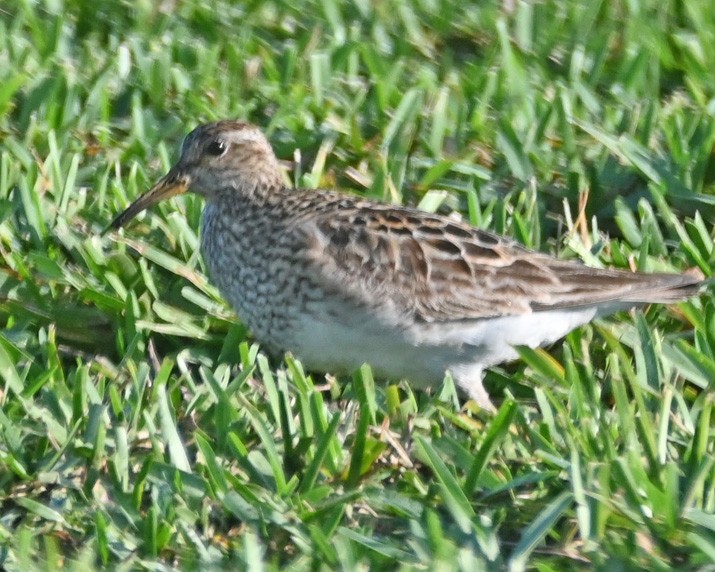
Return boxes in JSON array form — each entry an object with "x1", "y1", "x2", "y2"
[{"x1": 1, "y1": 0, "x2": 715, "y2": 569}]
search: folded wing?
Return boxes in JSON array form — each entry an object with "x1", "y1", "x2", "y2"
[{"x1": 297, "y1": 196, "x2": 704, "y2": 322}]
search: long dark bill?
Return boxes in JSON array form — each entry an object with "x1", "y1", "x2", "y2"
[{"x1": 105, "y1": 169, "x2": 190, "y2": 233}]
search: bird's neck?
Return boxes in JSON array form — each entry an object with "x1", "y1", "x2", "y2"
[{"x1": 211, "y1": 176, "x2": 288, "y2": 209}]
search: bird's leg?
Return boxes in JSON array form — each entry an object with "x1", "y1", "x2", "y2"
[{"x1": 451, "y1": 366, "x2": 496, "y2": 413}]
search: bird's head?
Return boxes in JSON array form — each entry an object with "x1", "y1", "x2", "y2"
[{"x1": 107, "y1": 120, "x2": 284, "y2": 231}]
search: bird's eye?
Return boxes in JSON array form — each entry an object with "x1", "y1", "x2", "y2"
[{"x1": 205, "y1": 139, "x2": 227, "y2": 157}]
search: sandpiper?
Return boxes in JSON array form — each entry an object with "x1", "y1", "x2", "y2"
[{"x1": 109, "y1": 120, "x2": 705, "y2": 410}]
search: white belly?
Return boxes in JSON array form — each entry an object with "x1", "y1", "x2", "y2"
[{"x1": 285, "y1": 302, "x2": 609, "y2": 390}]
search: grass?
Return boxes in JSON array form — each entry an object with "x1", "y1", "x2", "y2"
[{"x1": 1, "y1": 0, "x2": 715, "y2": 569}]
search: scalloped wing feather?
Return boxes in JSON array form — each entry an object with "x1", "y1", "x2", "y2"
[{"x1": 296, "y1": 195, "x2": 703, "y2": 322}]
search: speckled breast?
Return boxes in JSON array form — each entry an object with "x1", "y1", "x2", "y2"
[{"x1": 200, "y1": 199, "x2": 308, "y2": 348}]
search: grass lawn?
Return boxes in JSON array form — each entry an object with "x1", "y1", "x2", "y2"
[{"x1": 2, "y1": 0, "x2": 715, "y2": 569}]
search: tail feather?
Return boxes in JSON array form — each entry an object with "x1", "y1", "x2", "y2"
[
  {"x1": 619, "y1": 272, "x2": 706, "y2": 303},
  {"x1": 532, "y1": 266, "x2": 707, "y2": 311}
]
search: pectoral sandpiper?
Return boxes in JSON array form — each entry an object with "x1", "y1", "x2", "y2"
[{"x1": 109, "y1": 120, "x2": 705, "y2": 410}]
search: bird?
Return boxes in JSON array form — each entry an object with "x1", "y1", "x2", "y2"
[{"x1": 108, "y1": 120, "x2": 706, "y2": 411}]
